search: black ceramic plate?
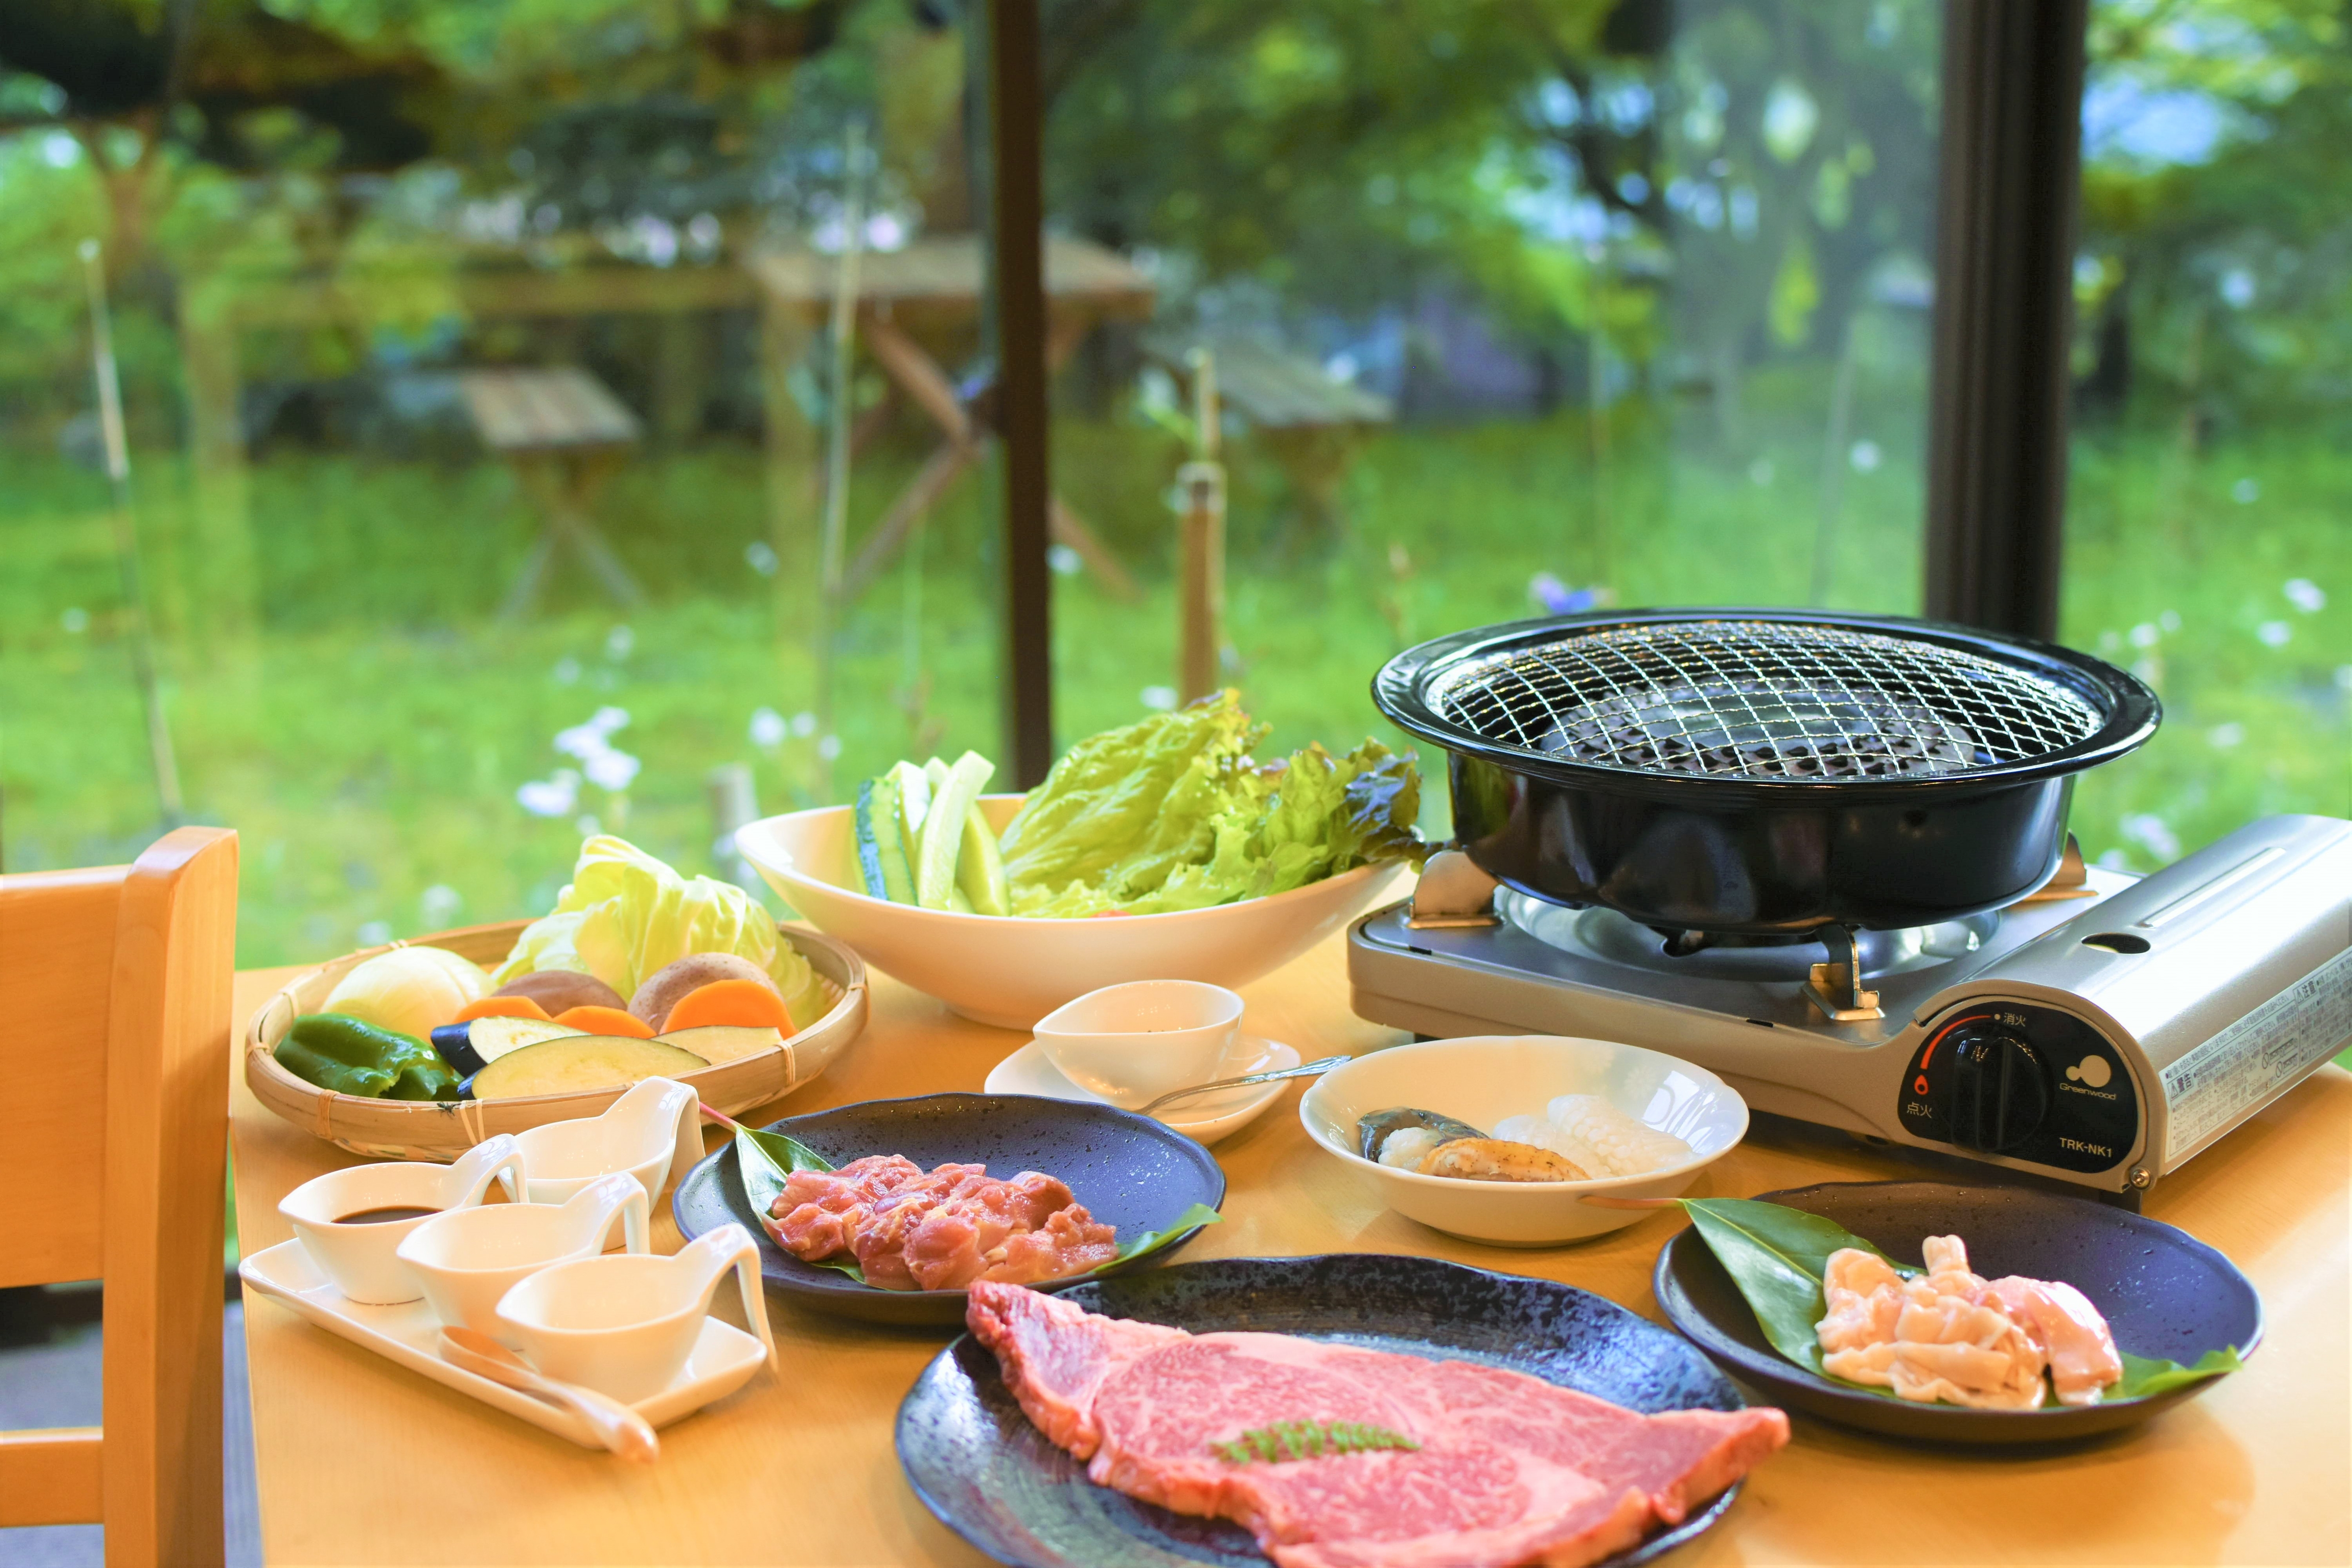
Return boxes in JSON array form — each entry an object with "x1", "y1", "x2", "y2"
[
  {"x1": 897, "y1": 1254, "x2": 1755, "y2": 1568},
  {"x1": 672, "y1": 1092, "x2": 1226, "y2": 1326},
  {"x1": 1654, "y1": 1180, "x2": 2262, "y2": 1443}
]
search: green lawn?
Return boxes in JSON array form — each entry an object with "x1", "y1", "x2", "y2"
[{"x1": 2, "y1": 391, "x2": 2344, "y2": 975}]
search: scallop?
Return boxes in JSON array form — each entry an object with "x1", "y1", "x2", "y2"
[
  {"x1": 1357, "y1": 1106, "x2": 1486, "y2": 1162},
  {"x1": 1417, "y1": 1138, "x2": 1587, "y2": 1183}
]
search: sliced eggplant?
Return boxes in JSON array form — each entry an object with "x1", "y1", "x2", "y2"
[
  {"x1": 466, "y1": 1035, "x2": 709, "y2": 1101},
  {"x1": 652, "y1": 1024, "x2": 785, "y2": 1066},
  {"x1": 429, "y1": 1016, "x2": 582, "y2": 1077}
]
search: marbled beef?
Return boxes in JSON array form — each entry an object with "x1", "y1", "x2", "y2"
[{"x1": 967, "y1": 1281, "x2": 1788, "y2": 1568}]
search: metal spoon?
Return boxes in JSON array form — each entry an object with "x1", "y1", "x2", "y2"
[
  {"x1": 439, "y1": 1326, "x2": 660, "y2": 1463},
  {"x1": 1138, "y1": 1055, "x2": 1352, "y2": 1115}
]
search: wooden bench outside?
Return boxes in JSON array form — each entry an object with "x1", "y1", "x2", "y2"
[{"x1": 456, "y1": 367, "x2": 648, "y2": 619}]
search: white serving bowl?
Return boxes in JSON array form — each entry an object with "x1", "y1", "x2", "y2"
[
  {"x1": 1298, "y1": 1035, "x2": 1748, "y2": 1246},
  {"x1": 736, "y1": 796, "x2": 1404, "y2": 1029}
]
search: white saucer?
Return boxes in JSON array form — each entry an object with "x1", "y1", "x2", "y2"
[
  {"x1": 984, "y1": 1035, "x2": 1301, "y2": 1146},
  {"x1": 238, "y1": 1237, "x2": 767, "y2": 1450}
]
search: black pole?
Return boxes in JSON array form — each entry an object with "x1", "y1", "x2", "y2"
[
  {"x1": 1923, "y1": 0, "x2": 2089, "y2": 641},
  {"x1": 983, "y1": 0, "x2": 1055, "y2": 786}
]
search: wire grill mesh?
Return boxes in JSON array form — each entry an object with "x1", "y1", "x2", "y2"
[{"x1": 1428, "y1": 621, "x2": 2106, "y2": 780}]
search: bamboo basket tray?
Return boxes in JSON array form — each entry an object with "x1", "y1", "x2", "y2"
[{"x1": 245, "y1": 919, "x2": 869, "y2": 1162}]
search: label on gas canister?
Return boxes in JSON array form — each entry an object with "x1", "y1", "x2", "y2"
[{"x1": 2162, "y1": 943, "x2": 2352, "y2": 1167}]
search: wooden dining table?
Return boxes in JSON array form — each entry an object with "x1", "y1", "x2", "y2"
[{"x1": 229, "y1": 928, "x2": 2352, "y2": 1567}]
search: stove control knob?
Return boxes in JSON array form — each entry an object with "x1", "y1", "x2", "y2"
[{"x1": 1945, "y1": 1026, "x2": 2050, "y2": 1153}]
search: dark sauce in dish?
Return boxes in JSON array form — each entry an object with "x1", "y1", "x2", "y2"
[{"x1": 334, "y1": 1204, "x2": 440, "y2": 1225}]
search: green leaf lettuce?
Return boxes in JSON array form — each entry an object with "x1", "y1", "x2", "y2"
[{"x1": 998, "y1": 691, "x2": 1423, "y2": 917}]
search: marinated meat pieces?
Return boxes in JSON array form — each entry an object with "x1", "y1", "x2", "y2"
[
  {"x1": 771, "y1": 1157, "x2": 1118, "y2": 1291},
  {"x1": 967, "y1": 1281, "x2": 1788, "y2": 1568}
]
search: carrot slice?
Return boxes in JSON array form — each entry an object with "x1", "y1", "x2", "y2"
[
  {"x1": 553, "y1": 1004, "x2": 656, "y2": 1039},
  {"x1": 451, "y1": 995, "x2": 552, "y2": 1025},
  {"x1": 660, "y1": 978, "x2": 794, "y2": 1035}
]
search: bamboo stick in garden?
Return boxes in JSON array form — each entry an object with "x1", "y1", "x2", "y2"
[
  {"x1": 81, "y1": 238, "x2": 184, "y2": 825},
  {"x1": 1177, "y1": 346, "x2": 1226, "y2": 704}
]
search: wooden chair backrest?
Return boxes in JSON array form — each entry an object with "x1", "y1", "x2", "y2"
[{"x1": 0, "y1": 827, "x2": 238, "y2": 1567}]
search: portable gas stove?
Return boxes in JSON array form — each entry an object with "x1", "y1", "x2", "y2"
[{"x1": 1355, "y1": 611, "x2": 2352, "y2": 1200}]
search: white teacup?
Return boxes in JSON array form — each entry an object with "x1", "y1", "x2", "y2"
[
  {"x1": 278, "y1": 1136, "x2": 525, "y2": 1305},
  {"x1": 397, "y1": 1172, "x2": 651, "y2": 1340},
  {"x1": 495, "y1": 1223, "x2": 776, "y2": 1404},
  {"x1": 1033, "y1": 980, "x2": 1243, "y2": 1109},
  {"x1": 516, "y1": 1077, "x2": 701, "y2": 1206}
]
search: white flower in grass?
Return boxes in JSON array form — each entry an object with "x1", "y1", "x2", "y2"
[
  {"x1": 2121, "y1": 814, "x2": 2180, "y2": 862},
  {"x1": 749, "y1": 708, "x2": 788, "y2": 748},
  {"x1": 357, "y1": 920, "x2": 392, "y2": 946},
  {"x1": 1140, "y1": 685, "x2": 1178, "y2": 712},
  {"x1": 1848, "y1": 440, "x2": 1882, "y2": 472},
  {"x1": 2284, "y1": 579, "x2": 2326, "y2": 614},
  {"x1": 2257, "y1": 620, "x2": 2291, "y2": 648},
  {"x1": 605, "y1": 625, "x2": 635, "y2": 660},
  {"x1": 817, "y1": 734, "x2": 842, "y2": 761},
  {"x1": 575, "y1": 814, "x2": 602, "y2": 836},
  {"x1": 2207, "y1": 724, "x2": 2244, "y2": 749},
  {"x1": 1048, "y1": 545, "x2": 1083, "y2": 576},
  {"x1": 2130, "y1": 622, "x2": 2160, "y2": 648},
  {"x1": 420, "y1": 884, "x2": 462, "y2": 928},
  {"x1": 2159, "y1": 609, "x2": 2181, "y2": 632},
  {"x1": 584, "y1": 749, "x2": 640, "y2": 792},
  {"x1": 516, "y1": 770, "x2": 581, "y2": 818},
  {"x1": 791, "y1": 710, "x2": 818, "y2": 738},
  {"x1": 2232, "y1": 478, "x2": 2260, "y2": 504}
]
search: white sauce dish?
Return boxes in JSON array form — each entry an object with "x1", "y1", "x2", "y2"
[
  {"x1": 277, "y1": 1135, "x2": 525, "y2": 1305},
  {"x1": 515, "y1": 1075, "x2": 701, "y2": 1205},
  {"x1": 496, "y1": 1222, "x2": 776, "y2": 1404},
  {"x1": 397, "y1": 1171, "x2": 651, "y2": 1340}
]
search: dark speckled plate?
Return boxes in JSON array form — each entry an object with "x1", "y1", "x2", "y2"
[
  {"x1": 896, "y1": 1254, "x2": 1756, "y2": 1568},
  {"x1": 672, "y1": 1093, "x2": 1226, "y2": 1326},
  {"x1": 1654, "y1": 1180, "x2": 2262, "y2": 1444}
]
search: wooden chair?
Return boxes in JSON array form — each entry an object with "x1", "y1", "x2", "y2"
[{"x1": 0, "y1": 828, "x2": 238, "y2": 1567}]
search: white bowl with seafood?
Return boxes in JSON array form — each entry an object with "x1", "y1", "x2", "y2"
[
  {"x1": 736, "y1": 796, "x2": 1405, "y2": 1030},
  {"x1": 1298, "y1": 1035, "x2": 1748, "y2": 1245}
]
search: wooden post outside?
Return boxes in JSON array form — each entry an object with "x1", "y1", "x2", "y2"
[
  {"x1": 1176, "y1": 461, "x2": 1226, "y2": 704},
  {"x1": 1176, "y1": 347, "x2": 1225, "y2": 703}
]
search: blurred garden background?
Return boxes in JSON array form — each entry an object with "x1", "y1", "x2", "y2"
[{"x1": 1, "y1": 0, "x2": 2345, "y2": 967}]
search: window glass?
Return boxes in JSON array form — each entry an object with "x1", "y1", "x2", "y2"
[
  {"x1": 2062, "y1": 0, "x2": 2352, "y2": 872},
  {"x1": 0, "y1": 4, "x2": 992, "y2": 962},
  {"x1": 1036, "y1": 0, "x2": 1944, "y2": 785}
]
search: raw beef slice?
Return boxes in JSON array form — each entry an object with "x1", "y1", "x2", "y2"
[{"x1": 966, "y1": 1282, "x2": 1788, "y2": 1568}]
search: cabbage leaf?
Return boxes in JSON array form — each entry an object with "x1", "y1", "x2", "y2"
[{"x1": 494, "y1": 836, "x2": 828, "y2": 1026}]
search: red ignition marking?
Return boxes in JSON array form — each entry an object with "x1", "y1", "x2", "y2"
[{"x1": 1918, "y1": 1013, "x2": 1994, "y2": 1073}]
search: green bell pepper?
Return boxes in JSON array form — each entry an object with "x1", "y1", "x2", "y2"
[{"x1": 276, "y1": 1013, "x2": 461, "y2": 1101}]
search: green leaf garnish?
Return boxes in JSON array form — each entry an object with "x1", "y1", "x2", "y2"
[
  {"x1": 1212, "y1": 1420, "x2": 1420, "y2": 1465},
  {"x1": 1679, "y1": 1198, "x2": 2244, "y2": 1407},
  {"x1": 729, "y1": 1124, "x2": 1220, "y2": 1289}
]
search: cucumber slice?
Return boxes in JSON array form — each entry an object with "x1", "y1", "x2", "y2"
[
  {"x1": 467, "y1": 1035, "x2": 709, "y2": 1101},
  {"x1": 956, "y1": 802, "x2": 1010, "y2": 916},
  {"x1": 854, "y1": 774, "x2": 915, "y2": 903},
  {"x1": 652, "y1": 1024, "x2": 785, "y2": 1065},
  {"x1": 888, "y1": 760, "x2": 931, "y2": 869},
  {"x1": 429, "y1": 1017, "x2": 580, "y2": 1077},
  {"x1": 917, "y1": 751, "x2": 994, "y2": 909}
]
